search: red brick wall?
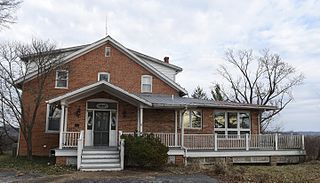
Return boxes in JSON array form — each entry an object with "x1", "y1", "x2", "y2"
[{"x1": 19, "y1": 42, "x2": 180, "y2": 156}]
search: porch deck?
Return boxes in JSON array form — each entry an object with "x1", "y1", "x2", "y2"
[{"x1": 60, "y1": 131, "x2": 305, "y2": 154}]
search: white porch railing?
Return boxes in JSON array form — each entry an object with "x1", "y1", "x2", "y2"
[
  {"x1": 62, "y1": 131, "x2": 81, "y2": 148},
  {"x1": 153, "y1": 133, "x2": 181, "y2": 147},
  {"x1": 184, "y1": 134, "x2": 214, "y2": 149}
]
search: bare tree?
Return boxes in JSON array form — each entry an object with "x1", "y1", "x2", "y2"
[
  {"x1": 0, "y1": 0, "x2": 22, "y2": 28},
  {"x1": 217, "y1": 49, "x2": 304, "y2": 132},
  {"x1": 0, "y1": 39, "x2": 62, "y2": 160},
  {"x1": 191, "y1": 86, "x2": 208, "y2": 100}
]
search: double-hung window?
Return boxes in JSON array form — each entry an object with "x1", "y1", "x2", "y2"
[
  {"x1": 182, "y1": 110, "x2": 202, "y2": 129},
  {"x1": 141, "y1": 75, "x2": 152, "y2": 93},
  {"x1": 214, "y1": 111, "x2": 251, "y2": 136},
  {"x1": 55, "y1": 70, "x2": 68, "y2": 88},
  {"x1": 98, "y1": 72, "x2": 110, "y2": 82},
  {"x1": 46, "y1": 103, "x2": 61, "y2": 132}
]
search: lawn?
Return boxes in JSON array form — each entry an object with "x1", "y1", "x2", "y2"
[
  {"x1": 0, "y1": 154, "x2": 75, "y2": 175},
  {"x1": 1, "y1": 153, "x2": 320, "y2": 183},
  {"x1": 203, "y1": 161, "x2": 320, "y2": 183}
]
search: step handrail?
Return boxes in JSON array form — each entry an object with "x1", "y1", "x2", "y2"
[{"x1": 77, "y1": 130, "x2": 84, "y2": 170}]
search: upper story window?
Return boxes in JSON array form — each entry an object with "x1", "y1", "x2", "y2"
[
  {"x1": 98, "y1": 72, "x2": 110, "y2": 82},
  {"x1": 181, "y1": 110, "x2": 202, "y2": 129},
  {"x1": 55, "y1": 70, "x2": 68, "y2": 89},
  {"x1": 141, "y1": 75, "x2": 152, "y2": 93},
  {"x1": 214, "y1": 111, "x2": 251, "y2": 136},
  {"x1": 105, "y1": 47, "x2": 111, "y2": 57},
  {"x1": 46, "y1": 103, "x2": 61, "y2": 132}
]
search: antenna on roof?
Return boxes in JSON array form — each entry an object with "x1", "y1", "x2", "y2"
[{"x1": 105, "y1": 15, "x2": 108, "y2": 36}]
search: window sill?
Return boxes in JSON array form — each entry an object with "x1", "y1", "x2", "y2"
[
  {"x1": 183, "y1": 127, "x2": 202, "y2": 130},
  {"x1": 45, "y1": 130, "x2": 60, "y2": 134},
  {"x1": 55, "y1": 87, "x2": 68, "y2": 89}
]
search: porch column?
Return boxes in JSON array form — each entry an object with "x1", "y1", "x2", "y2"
[
  {"x1": 137, "y1": 105, "x2": 144, "y2": 136},
  {"x1": 180, "y1": 110, "x2": 184, "y2": 147},
  {"x1": 174, "y1": 110, "x2": 178, "y2": 147},
  {"x1": 140, "y1": 106, "x2": 143, "y2": 134},
  {"x1": 59, "y1": 101, "x2": 66, "y2": 149}
]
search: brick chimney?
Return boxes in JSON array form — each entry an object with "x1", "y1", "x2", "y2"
[{"x1": 164, "y1": 56, "x2": 169, "y2": 63}]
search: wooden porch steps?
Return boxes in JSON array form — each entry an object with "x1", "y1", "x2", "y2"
[{"x1": 80, "y1": 148, "x2": 121, "y2": 171}]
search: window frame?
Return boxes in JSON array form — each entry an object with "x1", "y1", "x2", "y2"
[
  {"x1": 105, "y1": 47, "x2": 111, "y2": 57},
  {"x1": 97, "y1": 72, "x2": 110, "y2": 82},
  {"x1": 55, "y1": 70, "x2": 69, "y2": 89},
  {"x1": 45, "y1": 103, "x2": 61, "y2": 133},
  {"x1": 181, "y1": 109, "x2": 203, "y2": 129},
  {"x1": 214, "y1": 110, "x2": 251, "y2": 136},
  {"x1": 141, "y1": 75, "x2": 153, "y2": 93}
]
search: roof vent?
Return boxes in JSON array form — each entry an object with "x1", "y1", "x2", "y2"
[{"x1": 164, "y1": 57, "x2": 169, "y2": 63}]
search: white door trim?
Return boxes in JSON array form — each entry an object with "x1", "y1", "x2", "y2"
[{"x1": 85, "y1": 99, "x2": 118, "y2": 146}]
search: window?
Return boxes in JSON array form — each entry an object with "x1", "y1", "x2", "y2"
[
  {"x1": 98, "y1": 72, "x2": 110, "y2": 82},
  {"x1": 55, "y1": 70, "x2": 68, "y2": 88},
  {"x1": 105, "y1": 47, "x2": 111, "y2": 57},
  {"x1": 182, "y1": 110, "x2": 202, "y2": 129},
  {"x1": 214, "y1": 111, "x2": 251, "y2": 136},
  {"x1": 46, "y1": 103, "x2": 61, "y2": 132},
  {"x1": 141, "y1": 75, "x2": 152, "y2": 93}
]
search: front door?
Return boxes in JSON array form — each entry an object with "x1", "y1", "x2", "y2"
[{"x1": 93, "y1": 111, "x2": 110, "y2": 146}]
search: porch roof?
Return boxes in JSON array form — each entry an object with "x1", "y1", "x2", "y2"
[
  {"x1": 46, "y1": 81, "x2": 152, "y2": 106},
  {"x1": 136, "y1": 94, "x2": 277, "y2": 110}
]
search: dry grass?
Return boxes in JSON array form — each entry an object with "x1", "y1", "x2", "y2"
[{"x1": 204, "y1": 161, "x2": 320, "y2": 183}]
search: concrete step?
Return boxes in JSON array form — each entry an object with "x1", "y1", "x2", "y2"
[
  {"x1": 81, "y1": 167, "x2": 122, "y2": 171},
  {"x1": 83, "y1": 146, "x2": 118, "y2": 151},
  {"x1": 82, "y1": 158, "x2": 120, "y2": 164},
  {"x1": 82, "y1": 150, "x2": 119, "y2": 155},
  {"x1": 80, "y1": 163, "x2": 121, "y2": 169},
  {"x1": 82, "y1": 154, "x2": 119, "y2": 159}
]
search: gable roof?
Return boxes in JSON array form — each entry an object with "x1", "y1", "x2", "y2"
[
  {"x1": 17, "y1": 36, "x2": 187, "y2": 96},
  {"x1": 47, "y1": 80, "x2": 152, "y2": 106}
]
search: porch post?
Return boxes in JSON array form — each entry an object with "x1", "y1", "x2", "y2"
[
  {"x1": 180, "y1": 110, "x2": 184, "y2": 147},
  {"x1": 137, "y1": 107, "x2": 140, "y2": 135},
  {"x1": 140, "y1": 106, "x2": 143, "y2": 135},
  {"x1": 174, "y1": 110, "x2": 178, "y2": 147},
  {"x1": 137, "y1": 105, "x2": 143, "y2": 136},
  {"x1": 59, "y1": 101, "x2": 66, "y2": 149}
]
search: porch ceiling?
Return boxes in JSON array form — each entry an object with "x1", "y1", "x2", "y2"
[{"x1": 46, "y1": 81, "x2": 152, "y2": 106}]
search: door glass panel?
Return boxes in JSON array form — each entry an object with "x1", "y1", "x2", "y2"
[
  {"x1": 87, "y1": 111, "x2": 93, "y2": 130},
  {"x1": 111, "y1": 111, "x2": 116, "y2": 130},
  {"x1": 94, "y1": 111, "x2": 110, "y2": 146}
]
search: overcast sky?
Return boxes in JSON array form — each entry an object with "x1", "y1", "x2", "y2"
[{"x1": 1, "y1": 0, "x2": 319, "y2": 131}]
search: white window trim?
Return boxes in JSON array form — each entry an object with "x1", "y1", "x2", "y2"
[
  {"x1": 45, "y1": 103, "x2": 60, "y2": 133},
  {"x1": 105, "y1": 47, "x2": 111, "y2": 57},
  {"x1": 55, "y1": 70, "x2": 68, "y2": 89},
  {"x1": 181, "y1": 109, "x2": 202, "y2": 129},
  {"x1": 141, "y1": 75, "x2": 153, "y2": 93},
  {"x1": 97, "y1": 72, "x2": 110, "y2": 82},
  {"x1": 214, "y1": 110, "x2": 251, "y2": 136}
]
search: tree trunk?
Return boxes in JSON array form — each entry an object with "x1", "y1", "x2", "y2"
[{"x1": 26, "y1": 129, "x2": 33, "y2": 160}]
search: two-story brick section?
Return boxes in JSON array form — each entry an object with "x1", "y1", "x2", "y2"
[{"x1": 17, "y1": 36, "x2": 305, "y2": 171}]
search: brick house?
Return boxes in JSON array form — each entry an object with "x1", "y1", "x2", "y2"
[{"x1": 17, "y1": 36, "x2": 305, "y2": 171}]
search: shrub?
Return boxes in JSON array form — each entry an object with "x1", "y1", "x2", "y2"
[{"x1": 121, "y1": 133, "x2": 169, "y2": 168}]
